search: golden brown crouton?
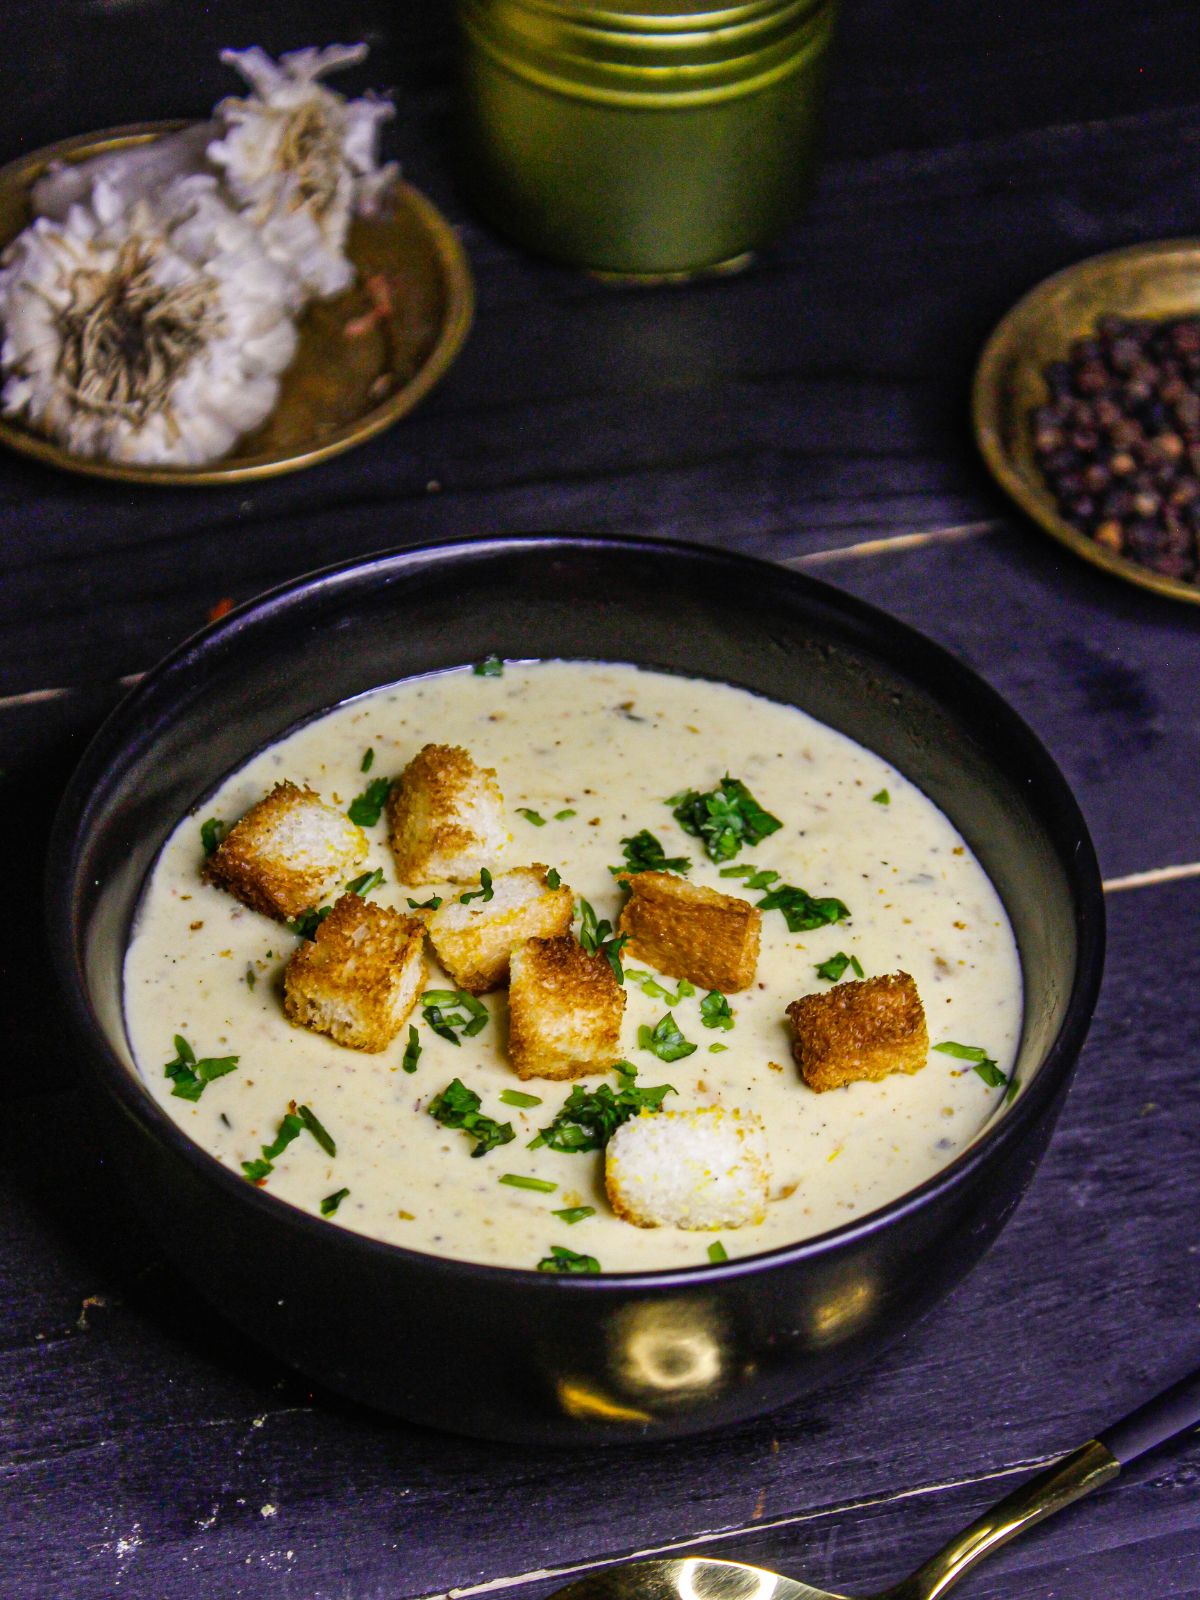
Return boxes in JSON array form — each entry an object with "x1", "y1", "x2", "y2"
[
  {"x1": 617, "y1": 871, "x2": 760, "y2": 992},
  {"x1": 284, "y1": 895, "x2": 426, "y2": 1052},
  {"x1": 386, "y1": 743, "x2": 506, "y2": 885},
  {"x1": 508, "y1": 935, "x2": 626, "y2": 1081},
  {"x1": 786, "y1": 972, "x2": 929, "y2": 1092},
  {"x1": 428, "y1": 866, "x2": 573, "y2": 993},
  {"x1": 204, "y1": 780, "x2": 368, "y2": 921}
]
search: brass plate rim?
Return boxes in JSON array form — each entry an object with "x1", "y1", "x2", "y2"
[
  {"x1": 0, "y1": 122, "x2": 475, "y2": 487},
  {"x1": 972, "y1": 236, "x2": 1200, "y2": 607}
]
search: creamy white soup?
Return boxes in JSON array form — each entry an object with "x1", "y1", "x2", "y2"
[{"x1": 123, "y1": 661, "x2": 1023, "y2": 1272}]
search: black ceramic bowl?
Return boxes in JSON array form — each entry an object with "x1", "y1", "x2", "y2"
[{"x1": 46, "y1": 533, "x2": 1104, "y2": 1444}]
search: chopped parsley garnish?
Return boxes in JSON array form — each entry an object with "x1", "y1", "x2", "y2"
[
  {"x1": 814, "y1": 952, "x2": 864, "y2": 983},
  {"x1": 577, "y1": 897, "x2": 629, "y2": 984},
  {"x1": 499, "y1": 1174, "x2": 558, "y2": 1193},
  {"x1": 537, "y1": 1245, "x2": 600, "y2": 1274},
  {"x1": 245, "y1": 966, "x2": 256, "y2": 991},
  {"x1": 408, "y1": 895, "x2": 443, "y2": 910},
  {"x1": 345, "y1": 867, "x2": 384, "y2": 898},
  {"x1": 321, "y1": 1187, "x2": 350, "y2": 1217},
  {"x1": 708, "y1": 1042, "x2": 729, "y2": 1053},
  {"x1": 638, "y1": 1012, "x2": 698, "y2": 1063},
  {"x1": 531, "y1": 1064, "x2": 676, "y2": 1152},
  {"x1": 242, "y1": 1101, "x2": 332, "y2": 1183},
  {"x1": 347, "y1": 776, "x2": 391, "y2": 826},
  {"x1": 163, "y1": 1034, "x2": 238, "y2": 1102},
  {"x1": 545, "y1": 868, "x2": 561, "y2": 890},
  {"x1": 427, "y1": 1078, "x2": 515, "y2": 1156},
  {"x1": 719, "y1": 863, "x2": 780, "y2": 890},
  {"x1": 500, "y1": 1089, "x2": 542, "y2": 1107},
  {"x1": 667, "y1": 776, "x2": 782, "y2": 863},
  {"x1": 625, "y1": 968, "x2": 695, "y2": 1006},
  {"x1": 516, "y1": 807, "x2": 546, "y2": 827},
  {"x1": 421, "y1": 989, "x2": 489, "y2": 1043},
  {"x1": 459, "y1": 868, "x2": 494, "y2": 904},
  {"x1": 934, "y1": 1040, "x2": 1008, "y2": 1089},
  {"x1": 288, "y1": 904, "x2": 332, "y2": 940},
  {"x1": 757, "y1": 882, "x2": 850, "y2": 933},
  {"x1": 1005, "y1": 1075, "x2": 1021, "y2": 1104},
  {"x1": 200, "y1": 817, "x2": 226, "y2": 857},
  {"x1": 554, "y1": 809, "x2": 576, "y2": 821},
  {"x1": 361, "y1": 748, "x2": 375, "y2": 773},
  {"x1": 872, "y1": 789, "x2": 890, "y2": 805},
  {"x1": 473, "y1": 654, "x2": 504, "y2": 677},
  {"x1": 707, "y1": 1240, "x2": 729, "y2": 1264},
  {"x1": 553, "y1": 1206, "x2": 596, "y2": 1225},
  {"x1": 610, "y1": 829, "x2": 690, "y2": 877},
  {"x1": 700, "y1": 990, "x2": 735, "y2": 1030},
  {"x1": 401, "y1": 1025, "x2": 422, "y2": 1074}
]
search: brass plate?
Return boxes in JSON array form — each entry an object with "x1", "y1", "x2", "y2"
[
  {"x1": 973, "y1": 238, "x2": 1200, "y2": 605},
  {"x1": 0, "y1": 123, "x2": 474, "y2": 485}
]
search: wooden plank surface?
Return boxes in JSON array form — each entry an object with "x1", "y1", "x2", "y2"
[{"x1": 1, "y1": 0, "x2": 1198, "y2": 1596}]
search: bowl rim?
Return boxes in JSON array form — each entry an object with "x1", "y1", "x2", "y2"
[{"x1": 46, "y1": 530, "x2": 1106, "y2": 1292}]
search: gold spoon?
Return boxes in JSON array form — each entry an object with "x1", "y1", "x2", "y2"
[{"x1": 551, "y1": 1365, "x2": 1200, "y2": 1600}]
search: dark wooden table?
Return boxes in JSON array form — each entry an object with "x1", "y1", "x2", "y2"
[{"x1": 3, "y1": 3, "x2": 1199, "y2": 1595}]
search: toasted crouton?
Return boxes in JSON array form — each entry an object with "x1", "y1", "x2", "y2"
[
  {"x1": 617, "y1": 871, "x2": 760, "y2": 992},
  {"x1": 204, "y1": 781, "x2": 368, "y2": 921},
  {"x1": 508, "y1": 935, "x2": 626, "y2": 1080},
  {"x1": 386, "y1": 743, "x2": 506, "y2": 885},
  {"x1": 786, "y1": 972, "x2": 929, "y2": 1092},
  {"x1": 284, "y1": 895, "x2": 426, "y2": 1052},
  {"x1": 428, "y1": 866, "x2": 574, "y2": 992},
  {"x1": 606, "y1": 1107, "x2": 770, "y2": 1230}
]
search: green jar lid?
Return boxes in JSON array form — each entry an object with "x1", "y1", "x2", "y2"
[{"x1": 462, "y1": 0, "x2": 832, "y2": 102}]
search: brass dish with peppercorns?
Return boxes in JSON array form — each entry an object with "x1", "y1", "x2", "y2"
[{"x1": 972, "y1": 239, "x2": 1200, "y2": 606}]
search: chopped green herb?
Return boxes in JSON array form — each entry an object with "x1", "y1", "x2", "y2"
[
  {"x1": 321, "y1": 1187, "x2": 350, "y2": 1217},
  {"x1": 163, "y1": 1035, "x2": 239, "y2": 1101},
  {"x1": 401, "y1": 1025, "x2": 422, "y2": 1074},
  {"x1": 707, "y1": 1240, "x2": 728, "y2": 1264},
  {"x1": 459, "y1": 868, "x2": 495, "y2": 905},
  {"x1": 242, "y1": 1157, "x2": 274, "y2": 1184},
  {"x1": 577, "y1": 897, "x2": 629, "y2": 984},
  {"x1": 361, "y1": 748, "x2": 375, "y2": 773},
  {"x1": 668, "y1": 776, "x2": 782, "y2": 863},
  {"x1": 720, "y1": 863, "x2": 781, "y2": 890},
  {"x1": 297, "y1": 1103, "x2": 336, "y2": 1157},
  {"x1": 610, "y1": 829, "x2": 691, "y2": 877},
  {"x1": 537, "y1": 1245, "x2": 600, "y2": 1274},
  {"x1": 531, "y1": 1067, "x2": 676, "y2": 1153},
  {"x1": 517, "y1": 807, "x2": 546, "y2": 827},
  {"x1": 500, "y1": 1089, "x2": 543, "y2": 1108},
  {"x1": 934, "y1": 1040, "x2": 1008, "y2": 1089},
  {"x1": 552, "y1": 1206, "x2": 596, "y2": 1225},
  {"x1": 245, "y1": 965, "x2": 257, "y2": 991},
  {"x1": 288, "y1": 904, "x2": 332, "y2": 940},
  {"x1": 345, "y1": 867, "x2": 384, "y2": 898},
  {"x1": 408, "y1": 895, "x2": 443, "y2": 910},
  {"x1": 422, "y1": 989, "x2": 489, "y2": 1044},
  {"x1": 700, "y1": 990, "x2": 735, "y2": 1031},
  {"x1": 638, "y1": 1012, "x2": 698, "y2": 1064},
  {"x1": 554, "y1": 809, "x2": 576, "y2": 821},
  {"x1": 427, "y1": 1078, "x2": 515, "y2": 1157},
  {"x1": 347, "y1": 776, "x2": 391, "y2": 827},
  {"x1": 708, "y1": 1043, "x2": 729, "y2": 1054},
  {"x1": 1005, "y1": 1075, "x2": 1021, "y2": 1104},
  {"x1": 200, "y1": 817, "x2": 226, "y2": 857},
  {"x1": 500, "y1": 1174, "x2": 558, "y2": 1193},
  {"x1": 814, "y1": 952, "x2": 865, "y2": 983},
  {"x1": 545, "y1": 868, "x2": 561, "y2": 890},
  {"x1": 757, "y1": 882, "x2": 850, "y2": 933},
  {"x1": 473, "y1": 654, "x2": 504, "y2": 677},
  {"x1": 624, "y1": 968, "x2": 696, "y2": 1006},
  {"x1": 872, "y1": 789, "x2": 890, "y2": 805},
  {"x1": 261, "y1": 1112, "x2": 304, "y2": 1162}
]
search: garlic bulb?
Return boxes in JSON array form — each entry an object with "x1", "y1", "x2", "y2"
[
  {"x1": 207, "y1": 44, "x2": 398, "y2": 301},
  {"x1": 0, "y1": 181, "x2": 298, "y2": 466}
]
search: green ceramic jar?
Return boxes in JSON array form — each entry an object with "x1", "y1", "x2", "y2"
[{"x1": 456, "y1": 0, "x2": 838, "y2": 278}]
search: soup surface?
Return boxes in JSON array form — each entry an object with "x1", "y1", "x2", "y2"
[{"x1": 123, "y1": 661, "x2": 1023, "y2": 1272}]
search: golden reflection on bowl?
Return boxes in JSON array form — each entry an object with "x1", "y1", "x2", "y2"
[{"x1": 973, "y1": 238, "x2": 1200, "y2": 606}]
